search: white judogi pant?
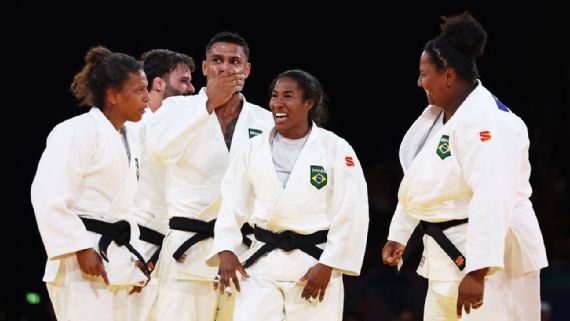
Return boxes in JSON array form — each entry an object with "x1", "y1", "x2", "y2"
[
  {"x1": 423, "y1": 232, "x2": 541, "y2": 321},
  {"x1": 424, "y1": 271, "x2": 540, "y2": 321},
  {"x1": 151, "y1": 279, "x2": 233, "y2": 321},
  {"x1": 46, "y1": 258, "x2": 133, "y2": 321},
  {"x1": 128, "y1": 276, "x2": 160, "y2": 321},
  {"x1": 233, "y1": 274, "x2": 344, "y2": 321},
  {"x1": 151, "y1": 242, "x2": 233, "y2": 321}
]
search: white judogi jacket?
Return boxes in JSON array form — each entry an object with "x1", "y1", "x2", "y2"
[
  {"x1": 207, "y1": 125, "x2": 369, "y2": 280},
  {"x1": 388, "y1": 81, "x2": 548, "y2": 281},
  {"x1": 147, "y1": 88, "x2": 274, "y2": 280},
  {"x1": 130, "y1": 109, "x2": 170, "y2": 264},
  {"x1": 32, "y1": 108, "x2": 148, "y2": 286}
]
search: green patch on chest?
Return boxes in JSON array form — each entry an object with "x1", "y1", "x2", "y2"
[
  {"x1": 436, "y1": 135, "x2": 451, "y2": 160},
  {"x1": 310, "y1": 165, "x2": 327, "y2": 189},
  {"x1": 248, "y1": 128, "x2": 262, "y2": 138}
]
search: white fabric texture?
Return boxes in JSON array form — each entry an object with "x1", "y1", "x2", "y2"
[
  {"x1": 146, "y1": 89, "x2": 273, "y2": 321},
  {"x1": 388, "y1": 82, "x2": 547, "y2": 281}
]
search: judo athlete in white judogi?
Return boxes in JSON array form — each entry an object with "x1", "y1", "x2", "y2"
[
  {"x1": 31, "y1": 47, "x2": 151, "y2": 321},
  {"x1": 146, "y1": 32, "x2": 274, "y2": 321},
  {"x1": 208, "y1": 69, "x2": 369, "y2": 321},
  {"x1": 128, "y1": 49, "x2": 196, "y2": 321},
  {"x1": 382, "y1": 13, "x2": 548, "y2": 321}
]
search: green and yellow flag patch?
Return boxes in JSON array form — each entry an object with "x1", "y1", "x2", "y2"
[
  {"x1": 436, "y1": 135, "x2": 451, "y2": 160},
  {"x1": 310, "y1": 165, "x2": 327, "y2": 189}
]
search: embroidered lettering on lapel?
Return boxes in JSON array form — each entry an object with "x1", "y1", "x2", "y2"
[
  {"x1": 436, "y1": 135, "x2": 451, "y2": 160},
  {"x1": 248, "y1": 128, "x2": 262, "y2": 139},
  {"x1": 310, "y1": 165, "x2": 327, "y2": 190}
]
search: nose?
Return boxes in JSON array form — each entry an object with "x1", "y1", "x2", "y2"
[
  {"x1": 417, "y1": 75, "x2": 422, "y2": 87},
  {"x1": 218, "y1": 61, "x2": 232, "y2": 73},
  {"x1": 143, "y1": 88, "x2": 151, "y2": 102},
  {"x1": 269, "y1": 96, "x2": 284, "y2": 110},
  {"x1": 186, "y1": 83, "x2": 196, "y2": 95}
]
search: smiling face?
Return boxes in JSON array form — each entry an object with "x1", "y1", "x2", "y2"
[
  {"x1": 417, "y1": 51, "x2": 449, "y2": 107},
  {"x1": 269, "y1": 76, "x2": 313, "y2": 139},
  {"x1": 114, "y1": 70, "x2": 150, "y2": 123}
]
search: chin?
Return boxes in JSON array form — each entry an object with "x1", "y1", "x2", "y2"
[{"x1": 130, "y1": 115, "x2": 143, "y2": 122}]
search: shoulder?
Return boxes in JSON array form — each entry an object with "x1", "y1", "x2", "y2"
[
  {"x1": 453, "y1": 85, "x2": 525, "y2": 146},
  {"x1": 50, "y1": 111, "x2": 96, "y2": 138},
  {"x1": 162, "y1": 94, "x2": 202, "y2": 109},
  {"x1": 242, "y1": 101, "x2": 274, "y2": 136},
  {"x1": 459, "y1": 85, "x2": 515, "y2": 130},
  {"x1": 44, "y1": 111, "x2": 99, "y2": 156},
  {"x1": 244, "y1": 101, "x2": 273, "y2": 120},
  {"x1": 315, "y1": 127, "x2": 356, "y2": 154}
]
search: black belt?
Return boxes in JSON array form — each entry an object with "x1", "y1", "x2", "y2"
[
  {"x1": 80, "y1": 218, "x2": 150, "y2": 275},
  {"x1": 401, "y1": 218, "x2": 468, "y2": 271},
  {"x1": 169, "y1": 217, "x2": 254, "y2": 261},
  {"x1": 138, "y1": 224, "x2": 165, "y2": 271},
  {"x1": 169, "y1": 217, "x2": 215, "y2": 261},
  {"x1": 240, "y1": 223, "x2": 254, "y2": 247},
  {"x1": 242, "y1": 227, "x2": 328, "y2": 269}
]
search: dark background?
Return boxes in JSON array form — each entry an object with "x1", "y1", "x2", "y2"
[{"x1": 3, "y1": 1, "x2": 569, "y2": 320}]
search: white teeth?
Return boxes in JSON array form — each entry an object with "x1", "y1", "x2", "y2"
[{"x1": 275, "y1": 112, "x2": 288, "y2": 117}]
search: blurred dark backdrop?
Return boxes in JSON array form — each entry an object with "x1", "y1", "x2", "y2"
[{"x1": 3, "y1": 1, "x2": 568, "y2": 320}]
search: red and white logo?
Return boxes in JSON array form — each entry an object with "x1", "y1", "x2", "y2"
[
  {"x1": 345, "y1": 156, "x2": 354, "y2": 167},
  {"x1": 479, "y1": 131, "x2": 491, "y2": 142}
]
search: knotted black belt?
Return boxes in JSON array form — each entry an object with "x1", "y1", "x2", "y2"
[
  {"x1": 400, "y1": 218, "x2": 468, "y2": 271},
  {"x1": 242, "y1": 227, "x2": 329, "y2": 269},
  {"x1": 80, "y1": 218, "x2": 150, "y2": 275},
  {"x1": 138, "y1": 224, "x2": 165, "y2": 271},
  {"x1": 169, "y1": 217, "x2": 254, "y2": 261}
]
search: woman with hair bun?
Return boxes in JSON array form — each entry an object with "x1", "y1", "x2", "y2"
[
  {"x1": 382, "y1": 12, "x2": 548, "y2": 320},
  {"x1": 31, "y1": 46, "x2": 150, "y2": 321}
]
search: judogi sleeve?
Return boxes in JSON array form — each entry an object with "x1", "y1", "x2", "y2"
[
  {"x1": 207, "y1": 144, "x2": 254, "y2": 266},
  {"x1": 454, "y1": 117, "x2": 519, "y2": 274},
  {"x1": 387, "y1": 203, "x2": 419, "y2": 245},
  {"x1": 319, "y1": 141, "x2": 369, "y2": 276},
  {"x1": 31, "y1": 122, "x2": 95, "y2": 260},
  {"x1": 146, "y1": 95, "x2": 210, "y2": 165}
]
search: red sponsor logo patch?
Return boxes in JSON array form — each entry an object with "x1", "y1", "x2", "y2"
[
  {"x1": 479, "y1": 130, "x2": 491, "y2": 142},
  {"x1": 345, "y1": 156, "x2": 354, "y2": 167}
]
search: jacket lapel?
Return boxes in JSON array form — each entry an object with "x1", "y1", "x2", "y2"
[{"x1": 266, "y1": 125, "x2": 320, "y2": 228}]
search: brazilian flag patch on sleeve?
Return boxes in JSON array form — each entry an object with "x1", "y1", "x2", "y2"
[
  {"x1": 248, "y1": 128, "x2": 262, "y2": 138},
  {"x1": 436, "y1": 135, "x2": 451, "y2": 160},
  {"x1": 310, "y1": 165, "x2": 327, "y2": 189}
]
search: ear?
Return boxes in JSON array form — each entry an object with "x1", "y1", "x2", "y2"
[
  {"x1": 305, "y1": 99, "x2": 315, "y2": 111},
  {"x1": 152, "y1": 77, "x2": 165, "y2": 92},
  {"x1": 445, "y1": 68, "x2": 456, "y2": 87},
  {"x1": 243, "y1": 62, "x2": 252, "y2": 79},
  {"x1": 202, "y1": 60, "x2": 208, "y2": 77},
  {"x1": 106, "y1": 88, "x2": 118, "y2": 106}
]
